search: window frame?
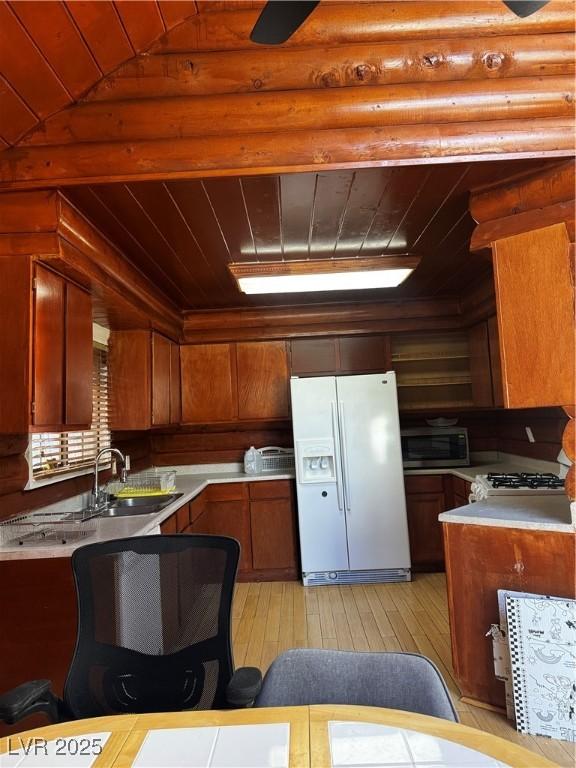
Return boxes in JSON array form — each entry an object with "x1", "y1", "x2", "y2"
[{"x1": 25, "y1": 338, "x2": 111, "y2": 490}]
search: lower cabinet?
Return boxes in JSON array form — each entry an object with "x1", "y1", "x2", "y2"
[
  {"x1": 443, "y1": 522, "x2": 576, "y2": 708},
  {"x1": 404, "y1": 475, "x2": 446, "y2": 572},
  {"x1": 160, "y1": 480, "x2": 299, "y2": 581},
  {"x1": 404, "y1": 473, "x2": 473, "y2": 572}
]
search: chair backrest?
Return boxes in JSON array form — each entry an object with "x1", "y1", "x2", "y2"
[
  {"x1": 64, "y1": 534, "x2": 239, "y2": 719},
  {"x1": 255, "y1": 649, "x2": 458, "y2": 721}
]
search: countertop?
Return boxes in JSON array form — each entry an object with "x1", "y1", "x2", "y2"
[
  {"x1": 2, "y1": 454, "x2": 572, "y2": 560},
  {"x1": 0, "y1": 467, "x2": 295, "y2": 561},
  {"x1": 439, "y1": 494, "x2": 575, "y2": 533}
]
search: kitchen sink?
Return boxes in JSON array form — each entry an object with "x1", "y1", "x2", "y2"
[{"x1": 96, "y1": 493, "x2": 183, "y2": 517}]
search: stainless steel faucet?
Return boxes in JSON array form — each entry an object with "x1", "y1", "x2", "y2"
[{"x1": 90, "y1": 448, "x2": 130, "y2": 510}]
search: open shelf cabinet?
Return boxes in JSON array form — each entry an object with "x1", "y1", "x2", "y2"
[{"x1": 392, "y1": 331, "x2": 474, "y2": 411}]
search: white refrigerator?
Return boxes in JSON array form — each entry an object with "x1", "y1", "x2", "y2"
[{"x1": 290, "y1": 372, "x2": 411, "y2": 586}]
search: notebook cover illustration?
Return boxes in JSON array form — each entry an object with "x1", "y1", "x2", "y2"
[{"x1": 506, "y1": 595, "x2": 576, "y2": 742}]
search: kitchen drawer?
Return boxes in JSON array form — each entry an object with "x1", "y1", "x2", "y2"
[
  {"x1": 249, "y1": 480, "x2": 292, "y2": 500},
  {"x1": 404, "y1": 474, "x2": 444, "y2": 494},
  {"x1": 206, "y1": 482, "x2": 248, "y2": 502}
]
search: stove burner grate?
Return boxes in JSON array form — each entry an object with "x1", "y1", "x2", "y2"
[{"x1": 486, "y1": 472, "x2": 564, "y2": 490}]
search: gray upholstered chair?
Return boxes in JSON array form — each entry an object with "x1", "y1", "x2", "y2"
[{"x1": 255, "y1": 649, "x2": 458, "y2": 721}]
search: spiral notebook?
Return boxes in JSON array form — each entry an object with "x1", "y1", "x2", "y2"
[{"x1": 505, "y1": 594, "x2": 576, "y2": 742}]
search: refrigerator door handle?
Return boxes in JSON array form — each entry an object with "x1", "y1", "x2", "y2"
[
  {"x1": 330, "y1": 401, "x2": 344, "y2": 512},
  {"x1": 338, "y1": 400, "x2": 352, "y2": 512}
]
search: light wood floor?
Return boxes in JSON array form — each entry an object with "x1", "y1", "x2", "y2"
[{"x1": 232, "y1": 573, "x2": 575, "y2": 767}]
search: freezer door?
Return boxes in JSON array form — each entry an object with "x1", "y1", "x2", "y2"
[
  {"x1": 290, "y1": 377, "x2": 349, "y2": 573},
  {"x1": 335, "y1": 372, "x2": 411, "y2": 571}
]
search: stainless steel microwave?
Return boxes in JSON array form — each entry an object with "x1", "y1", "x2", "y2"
[{"x1": 401, "y1": 427, "x2": 470, "y2": 468}]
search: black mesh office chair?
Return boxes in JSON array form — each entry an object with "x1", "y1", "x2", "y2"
[{"x1": 0, "y1": 535, "x2": 261, "y2": 725}]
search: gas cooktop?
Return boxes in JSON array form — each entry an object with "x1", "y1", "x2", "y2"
[{"x1": 486, "y1": 472, "x2": 565, "y2": 490}]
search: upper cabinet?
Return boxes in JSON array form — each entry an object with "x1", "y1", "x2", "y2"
[
  {"x1": 0, "y1": 259, "x2": 93, "y2": 433},
  {"x1": 180, "y1": 343, "x2": 238, "y2": 423},
  {"x1": 109, "y1": 330, "x2": 180, "y2": 430},
  {"x1": 470, "y1": 162, "x2": 575, "y2": 410},
  {"x1": 290, "y1": 335, "x2": 391, "y2": 376},
  {"x1": 33, "y1": 265, "x2": 93, "y2": 430},
  {"x1": 237, "y1": 341, "x2": 290, "y2": 420},
  {"x1": 180, "y1": 341, "x2": 290, "y2": 424},
  {"x1": 391, "y1": 331, "x2": 474, "y2": 412},
  {"x1": 492, "y1": 224, "x2": 574, "y2": 408},
  {"x1": 468, "y1": 317, "x2": 503, "y2": 409}
]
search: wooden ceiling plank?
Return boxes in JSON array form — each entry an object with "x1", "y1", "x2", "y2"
[
  {"x1": 402, "y1": 210, "x2": 476, "y2": 296},
  {"x1": 405, "y1": 164, "x2": 471, "y2": 250},
  {"x1": 0, "y1": 3, "x2": 70, "y2": 118},
  {"x1": 157, "y1": 1, "x2": 198, "y2": 29},
  {"x1": 240, "y1": 176, "x2": 283, "y2": 261},
  {"x1": 0, "y1": 75, "x2": 38, "y2": 145},
  {"x1": 1, "y1": 118, "x2": 573, "y2": 189},
  {"x1": 87, "y1": 183, "x2": 194, "y2": 306},
  {"x1": 202, "y1": 177, "x2": 257, "y2": 261},
  {"x1": 121, "y1": 182, "x2": 211, "y2": 305},
  {"x1": 165, "y1": 180, "x2": 242, "y2": 301},
  {"x1": 9, "y1": 1, "x2": 102, "y2": 99},
  {"x1": 65, "y1": 0, "x2": 134, "y2": 74},
  {"x1": 22, "y1": 75, "x2": 575, "y2": 146},
  {"x1": 87, "y1": 33, "x2": 575, "y2": 102},
  {"x1": 360, "y1": 166, "x2": 430, "y2": 256},
  {"x1": 152, "y1": 2, "x2": 574, "y2": 53},
  {"x1": 114, "y1": 1, "x2": 165, "y2": 53},
  {"x1": 278, "y1": 173, "x2": 316, "y2": 262},
  {"x1": 309, "y1": 171, "x2": 356, "y2": 259},
  {"x1": 64, "y1": 184, "x2": 190, "y2": 307},
  {"x1": 129, "y1": 180, "x2": 237, "y2": 306}
]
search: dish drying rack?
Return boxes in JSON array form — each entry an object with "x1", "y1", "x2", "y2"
[
  {"x1": 107, "y1": 469, "x2": 177, "y2": 497},
  {"x1": 0, "y1": 510, "x2": 97, "y2": 548}
]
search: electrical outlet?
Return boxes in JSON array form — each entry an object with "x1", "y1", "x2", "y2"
[{"x1": 525, "y1": 426, "x2": 535, "y2": 443}]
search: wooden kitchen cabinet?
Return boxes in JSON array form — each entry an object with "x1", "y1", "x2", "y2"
[
  {"x1": 492, "y1": 223, "x2": 575, "y2": 408},
  {"x1": 290, "y1": 335, "x2": 391, "y2": 376},
  {"x1": 109, "y1": 330, "x2": 179, "y2": 430},
  {"x1": 152, "y1": 332, "x2": 171, "y2": 426},
  {"x1": 236, "y1": 341, "x2": 290, "y2": 420},
  {"x1": 447, "y1": 475, "x2": 472, "y2": 509},
  {"x1": 32, "y1": 265, "x2": 93, "y2": 430},
  {"x1": 404, "y1": 474, "x2": 446, "y2": 571},
  {"x1": 443, "y1": 522, "x2": 576, "y2": 708},
  {"x1": 162, "y1": 481, "x2": 298, "y2": 581},
  {"x1": 192, "y1": 500, "x2": 252, "y2": 574},
  {"x1": 180, "y1": 343, "x2": 237, "y2": 423},
  {"x1": 181, "y1": 341, "x2": 290, "y2": 424},
  {"x1": 249, "y1": 480, "x2": 298, "y2": 574},
  {"x1": 468, "y1": 318, "x2": 503, "y2": 408},
  {"x1": 31, "y1": 264, "x2": 93, "y2": 430}
]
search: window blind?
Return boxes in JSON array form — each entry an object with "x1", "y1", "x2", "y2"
[{"x1": 30, "y1": 347, "x2": 111, "y2": 478}]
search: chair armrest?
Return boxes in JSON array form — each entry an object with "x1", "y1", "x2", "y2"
[
  {"x1": 225, "y1": 667, "x2": 262, "y2": 708},
  {"x1": 0, "y1": 680, "x2": 61, "y2": 725}
]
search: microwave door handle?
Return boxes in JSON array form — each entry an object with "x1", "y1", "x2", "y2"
[
  {"x1": 338, "y1": 401, "x2": 352, "y2": 512},
  {"x1": 331, "y1": 401, "x2": 344, "y2": 512}
]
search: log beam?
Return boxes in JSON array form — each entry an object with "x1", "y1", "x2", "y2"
[
  {"x1": 470, "y1": 159, "x2": 575, "y2": 222},
  {"x1": 24, "y1": 76, "x2": 575, "y2": 145},
  {"x1": 471, "y1": 200, "x2": 575, "y2": 251},
  {"x1": 153, "y1": 2, "x2": 574, "y2": 53},
  {"x1": 88, "y1": 33, "x2": 575, "y2": 101},
  {"x1": 1, "y1": 118, "x2": 573, "y2": 189}
]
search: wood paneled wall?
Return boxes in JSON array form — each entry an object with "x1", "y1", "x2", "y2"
[{"x1": 151, "y1": 408, "x2": 567, "y2": 468}]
